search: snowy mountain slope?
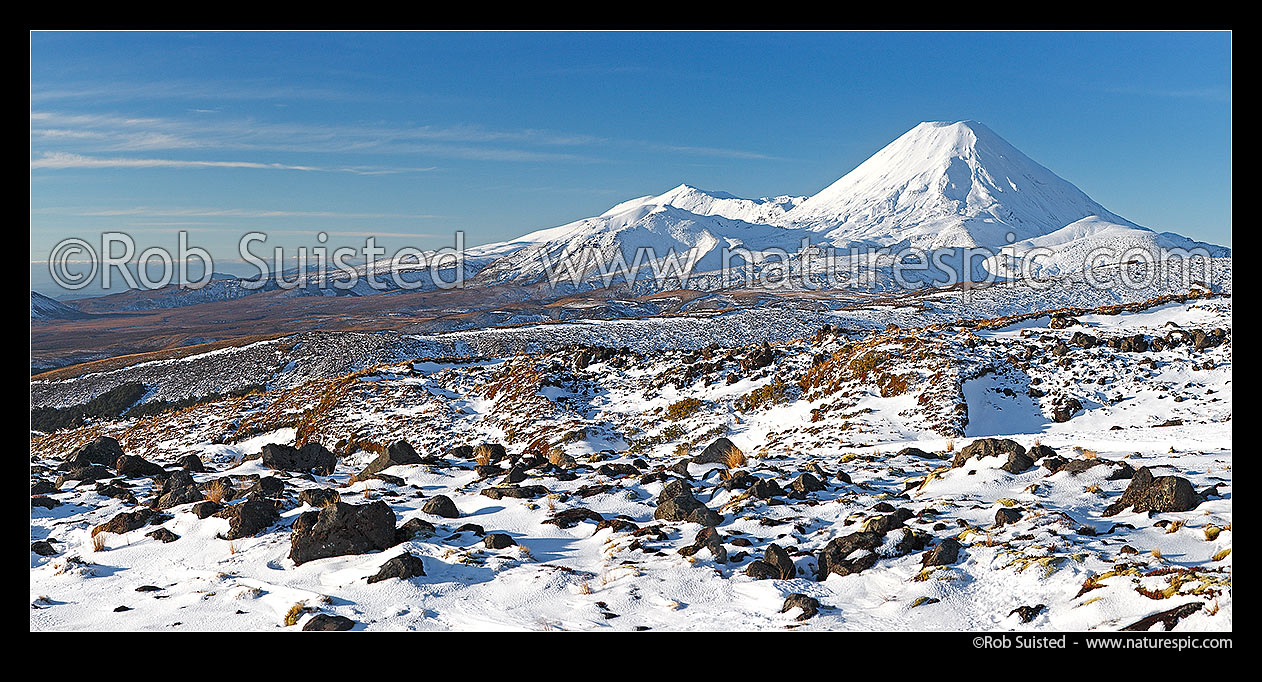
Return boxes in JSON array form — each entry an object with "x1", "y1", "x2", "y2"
[
  {"x1": 30, "y1": 295, "x2": 1232, "y2": 632},
  {"x1": 465, "y1": 121, "x2": 1225, "y2": 290},
  {"x1": 31, "y1": 291, "x2": 90, "y2": 321},
  {"x1": 780, "y1": 120, "x2": 1145, "y2": 249},
  {"x1": 472, "y1": 186, "x2": 818, "y2": 288},
  {"x1": 604, "y1": 184, "x2": 806, "y2": 225},
  {"x1": 982, "y1": 216, "x2": 1231, "y2": 280},
  {"x1": 30, "y1": 258, "x2": 1232, "y2": 412}
]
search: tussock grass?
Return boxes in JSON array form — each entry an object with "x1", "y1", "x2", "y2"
[
  {"x1": 665, "y1": 398, "x2": 703, "y2": 422},
  {"x1": 284, "y1": 602, "x2": 309, "y2": 627},
  {"x1": 204, "y1": 478, "x2": 229, "y2": 503}
]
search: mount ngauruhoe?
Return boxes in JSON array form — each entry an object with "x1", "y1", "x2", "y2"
[{"x1": 473, "y1": 120, "x2": 1225, "y2": 288}]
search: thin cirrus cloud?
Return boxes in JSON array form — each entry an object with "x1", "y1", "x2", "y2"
[
  {"x1": 31, "y1": 110, "x2": 604, "y2": 151},
  {"x1": 63, "y1": 207, "x2": 445, "y2": 220},
  {"x1": 30, "y1": 152, "x2": 437, "y2": 175},
  {"x1": 30, "y1": 108, "x2": 779, "y2": 163}
]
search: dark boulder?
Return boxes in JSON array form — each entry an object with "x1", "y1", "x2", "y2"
[
  {"x1": 302, "y1": 614, "x2": 356, "y2": 631},
  {"x1": 480, "y1": 485, "x2": 549, "y2": 500},
  {"x1": 596, "y1": 462, "x2": 639, "y2": 478},
  {"x1": 1051, "y1": 397, "x2": 1083, "y2": 423},
  {"x1": 678, "y1": 526, "x2": 726, "y2": 563},
  {"x1": 215, "y1": 494, "x2": 281, "y2": 540},
  {"x1": 1010, "y1": 604, "x2": 1046, "y2": 623},
  {"x1": 155, "y1": 483, "x2": 204, "y2": 510},
  {"x1": 749, "y1": 478, "x2": 785, "y2": 500},
  {"x1": 290, "y1": 501, "x2": 397, "y2": 565},
  {"x1": 56, "y1": 465, "x2": 113, "y2": 487},
  {"x1": 953, "y1": 438, "x2": 1025, "y2": 469},
  {"x1": 394, "y1": 517, "x2": 436, "y2": 544},
  {"x1": 353, "y1": 440, "x2": 423, "y2": 482},
  {"x1": 248, "y1": 476, "x2": 285, "y2": 498},
  {"x1": 366, "y1": 552, "x2": 426, "y2": 583},
  {"x1": 745, "y1": 561, "x2": 782, "y2": 580},
  {"x1": 299, "y1": 488, "x2": 341, "y2": 508},
  {"x1": 421, "y1": 494, "x2": 460, "y2": 518},
  {"x1": 1068, "y1": 331, "x2": 1096, "y2": 347},
  {"x1": 1000, "y1": 450, "x2": 1036, "y2": 474},
  {"x1": 261, "y1": 442, "x2": 336, "y2": 475},
  {"x1": 922, "y1": 538, "x2": 962, "y2": 567},
  {"x1": 781, "y1": 593, "x2": 820, "y2": 621},
  {"x1": 721, "y1": 469, "x2": 756, "y2": 492},
  {"x1": 1042, "y1": 455, "x2": 1070, "y2": 473},
  {"x1": 177, "y1": 454, "x2": 205, "y2": 472},
  {"x1": 1103, "y1": 467, "x2": 1200, "y2": 517},
  {"x1": 65, "y1": 436, "x2": 125, "y2": 468},
  {"x1": 503, "y1": 465, "x2": 528, "y2": 484},
  {"x1": 475, "y1": 464, "x2": 504, "y2": 479},
  {"x1": 654, "y1": 481, "x2": 723, "y2": 527},
  {"x1": 484, "y1": 533, "x2": 517, "y2": 549},
  {"x1": 93, "y1": 508, "x2": 156, "y2": 537},
  {"x1": 191, "y1": 501, "x2": 222, "y2": 519},
  {"x1": 764, "y1": 543, "x2": 796, "y2": 579},
  {"x1": 1109, "y1": 334, "x2": 1149, "y2": 353},
  {"x1": 816, "y1": 532, "x2": 883, "y2": 579},
  {"x1": 115, "y1": 454, "x2": 168, "y2": 479},
  {"x1": 994, "y1": 507, "x2": 1023, "y2": 527},
  {"x1": 146, "y1": 527, "x2": 180, "y2": 543},
  {"x1": 1028, "y1": 444, "x2": 1057, "y2": 460},
  {"x1": 544, "y1": 508, "x2": 604, "y2": 528},
  {"x1": 789, "y1": 472, "x2": 826, "y2": 494},
  {"x1": 163, "y1": 470, "x2": 196, "y2": 492},
  {"x1": 865, "y1": 508, "x2": 914, "y2": 535},
  {"x1": 1058, "y1": 458, "x2": 1134, "y2": 480},
  {"x1": 692, "y1": 437, "x2": 744, "y2": 466}
]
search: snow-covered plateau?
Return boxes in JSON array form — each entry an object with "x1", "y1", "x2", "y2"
[{"x1": 30, "y1": 284, "x2": 1232, "y2": 631}]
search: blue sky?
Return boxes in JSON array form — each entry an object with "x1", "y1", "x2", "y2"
[{"x1": 31, "y1": 31, "x2": 1231, "y2": 291}]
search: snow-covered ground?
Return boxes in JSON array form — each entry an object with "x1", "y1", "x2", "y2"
[{"x1": 30, "y1": 292, "x2": 1231, "y2": 631}]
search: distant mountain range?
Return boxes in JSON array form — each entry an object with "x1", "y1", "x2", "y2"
[
  {"x1": 31, "y1": 291, "x2": 91, "y2": 321},
  {"x1": 33, "y1": 120, "x2": 1228, "y2": 316}
]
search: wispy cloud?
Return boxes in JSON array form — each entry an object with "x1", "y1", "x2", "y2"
[
  {"x1": 1100, "y1": 84, "x2": 1230, "y2": 101},
  {"x1": 29, "y1": 80, "x2": 361, "y2": 105},
  {"x1": 31, "y1": 152, "x2": 322, "y2": 171},
  {"x1": 30, "y1": 152, "x2": 436, "y2": 175},
  {"x1": 42, "y1": 206, "x2": 445, "y2": 219},
  {"x1": 30, "y1": 110, "x2": 603, "y2": 156},
  {"x1": 29, "y1": 107, "x2": 780, "y2": 164},
  {"x1": 646, "y1": 142, "x2": 786, "y2": 161}
]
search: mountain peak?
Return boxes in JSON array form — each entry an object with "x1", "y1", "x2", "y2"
[{"x1": 782, "y1": 120, "x2": 1134, "y2": 248}]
